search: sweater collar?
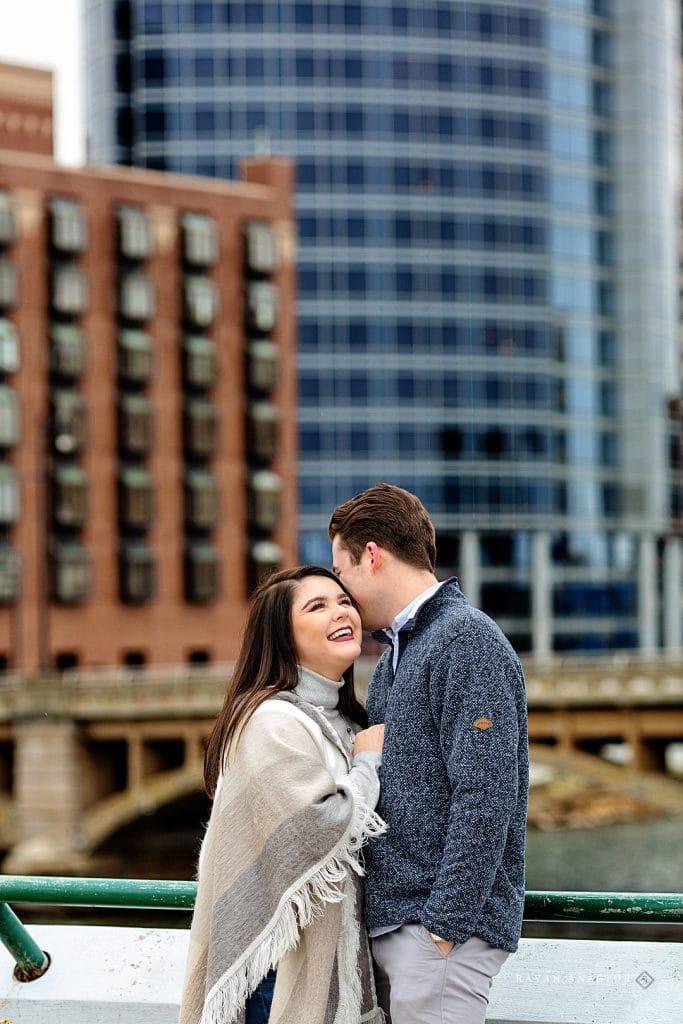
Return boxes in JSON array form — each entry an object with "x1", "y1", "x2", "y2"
[
  {"x1": 372, "y1": 576, "x2": 461, "y2": 645},
  {"x1": 295, "y1": 665, "x2": 344, "y2": 710}
]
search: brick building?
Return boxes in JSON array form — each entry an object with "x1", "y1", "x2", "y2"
[{"x1": 0, "y1": 62, "x2": 296, "y2": 673}]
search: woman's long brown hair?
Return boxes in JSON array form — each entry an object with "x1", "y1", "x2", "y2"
[{"x1": 203, "y1": 565, "x2": 368, "y2": 798}]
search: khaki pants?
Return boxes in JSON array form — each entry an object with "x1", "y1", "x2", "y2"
[{"x1": 371, "y1": 924, "x2": 508, "y2": 1024}]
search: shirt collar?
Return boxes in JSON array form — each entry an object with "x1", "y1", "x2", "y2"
[{"x1": 386, "y1": 579, "x2": 445, "y2": 642}]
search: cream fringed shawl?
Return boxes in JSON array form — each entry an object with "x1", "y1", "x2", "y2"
[{"x1": 179, "y1": 694, "x2": 386, "y2": 1024}]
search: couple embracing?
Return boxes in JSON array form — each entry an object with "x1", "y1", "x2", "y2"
[{"x1": 181, "y1": 484, "x2": 529, "y2": 1024}]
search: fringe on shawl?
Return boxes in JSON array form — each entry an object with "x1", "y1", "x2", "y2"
[{"x1": 200, "y1": 795, "x2": 387, "y2": 1024}]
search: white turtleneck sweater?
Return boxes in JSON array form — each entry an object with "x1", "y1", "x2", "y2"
[{"x1": 295, "y1": 665, "x2": 382, "y2": 810}]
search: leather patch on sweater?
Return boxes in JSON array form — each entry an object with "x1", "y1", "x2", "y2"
[{"x1": 473, "y1": 716, "x2": 493, "y2": 731}]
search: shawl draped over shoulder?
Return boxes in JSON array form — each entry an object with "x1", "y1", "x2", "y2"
[{"x1": 179, "y1": 692, "x2": 386, "y2": 1024}]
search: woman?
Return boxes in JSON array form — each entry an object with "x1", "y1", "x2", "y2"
[{"x1": 180, "y1": 566, "x2": 386, "y2": 1024}]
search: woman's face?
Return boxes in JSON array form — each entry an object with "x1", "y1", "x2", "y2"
[{"x1": 291, "y1": 575, "x2": 362, "y2": 680}]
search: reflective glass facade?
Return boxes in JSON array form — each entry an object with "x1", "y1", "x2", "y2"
[{"x1": 85, "y1": 0, "x2": 681, "y2": 653}]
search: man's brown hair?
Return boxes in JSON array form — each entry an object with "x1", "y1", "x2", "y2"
[{"x1": 329, "y1": 483, "x2": 436, "y2": 572}]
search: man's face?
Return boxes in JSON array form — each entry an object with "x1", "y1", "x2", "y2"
[{"x1": 332, "y1": 537, "x2": 382, "y2": 630}]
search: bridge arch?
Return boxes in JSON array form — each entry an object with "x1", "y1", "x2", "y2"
[{"x1": 79, "y1": 760, "x2": 205, "y2": 854}]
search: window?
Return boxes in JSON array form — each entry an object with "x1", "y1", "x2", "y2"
[
  {"x1": 0, "y1": 193, "x2": 15, "y2": 248},
  {"x1": 0, "y1": 258, "x2": 18, "y2": 310},
  {"x1": 185, "y1": 543, "x2": 219, "y2": 602},
  {"x1": 181, "y1": 213, "x2": 218, "y2": 267},
  {"x1": 51, "y1": 391, "x2": 87, "y2": 454},
  {"x1": 119, "y1": 543, "x2": 155, "y2": 603},
  {"x1": 118, "y1": 466, "x2": 154, "y2": 529},
  {"x1": 249, "y1": 540, "x2": 282, "y2": 590},
  {"x1": 50, "y1": 325, "x2": 85, "y2": 379},
  {"x1": 245, "y1": 222, "x2": 278, "y2": 275},
  {"x1": 143, "y1": 104, "x2": 166, "y2": 137},
  {"x1": 248, "y1": 470, "x2": 281, "y2": 532},
  {"x1": 0, "y1": 319, "x2": 18, "y2": 372},
  {"x1": 118, "y1": 394, "x2": 153, "y2": 455},
  {"x1": 184, "y1": 469, "x2": 219, "y2": 530},
  {"x1": 0, "y1": 543, "x2": 20, "y2": 604},
  {"x1": 48, "y1": 198, "x2": 87, "y2": 254},
  {"x1": 183, "y1": 398, "x2": 218, "y2": 458},
  {"x1": 52, "y1": 465, "x2": 88, "y2": 527},
  {"x1": 247, "y1": 340, "x2": 278, "y2": 394},
  {"x1": 184, "y1": 276, "x2": 218, "y2": 328},
  {"x1": 119, "y1": 270, "x2": 154, "y2": 322},
  {"x1": 182, "y1": 336, "x2": 216, "y2": 390},
  {"x1": 51, "y1": 542, "x2": 90, "y2": 603},
  {"x1": 142, "y1": 51, "x2": 165, "y2": 84},
  {"x1": 0, "y1": 387, "x2": 19, "y2": 447},
  {"x1": 0, "y1": 465, "x2": 18, "y2": 524},
  {"x1": 118, "y1": 330, "x2": 153, "y2": 384},
  {"x1": 51, "y1": 264, "x2": 88, "y2": 316},
  {"x1": 247, "y1": 402, "x2": 279, "y2": 464},
  {"x1": 247, "y1": 282, "x2": 278, "y2": 333},
  {"x1": 117, "y1": 206, "x2": 153, "y2": 261}
]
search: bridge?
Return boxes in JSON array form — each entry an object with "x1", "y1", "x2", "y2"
[{"x1": 0, "y1": 655, "x2": 682, "y2": 872}]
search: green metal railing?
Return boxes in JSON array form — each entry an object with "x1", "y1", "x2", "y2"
[{"x1": 1, "y1": 876, "x2": 681, "y2": 982}]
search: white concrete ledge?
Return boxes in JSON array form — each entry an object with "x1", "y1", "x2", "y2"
[{"x1": 0, "y1": 925, "x2": 681, "y2": 1023}]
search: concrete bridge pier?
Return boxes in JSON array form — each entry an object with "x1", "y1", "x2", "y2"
[{"x1": 4, "y1": 719, "x2": 90, "y2": 874}]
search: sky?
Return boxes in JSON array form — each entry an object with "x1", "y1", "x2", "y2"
[{"x1": 0, "y1": 0, "x2": 84, "y2": 165}]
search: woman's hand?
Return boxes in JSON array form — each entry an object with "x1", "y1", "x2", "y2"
[{"x1": 353, "y1": 724, "x2": 385, "y2": 755}]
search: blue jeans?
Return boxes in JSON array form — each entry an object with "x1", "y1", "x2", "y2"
[{"x1": 245, "y1": 969, "x2": 276, "y2": 1024}]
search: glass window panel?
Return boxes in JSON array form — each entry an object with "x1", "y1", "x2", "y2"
[
  {"x1": 247, "y1": 339, "x2": 278, "y2": 394},
  {"x1": 248, "y1": 470, "x2": 281, "y2": 532},
  {"x1": 247, "y1": 281, "x2": 278, "y2": 333},
  {"x1": 184, "y1": 276, "x2": 218, "y2": 328},
  {"x1": 549, "y1": 19, "x2": 588, "y2": 59},
  {"x1": 0, "y1": 193, "x2": 15, "y2": 248},
  {"x1": 182, "y1": 335, "x2": 216, "y2": 390},
  {"x1": 183, "y1": 398, "x2": 218, "y2": 458},
  {"x1": 52, "y1": 465, "x2": 88, "y2": 527},
  {"x1": 118, "y1": 466, "x2": 154, "y2": 529},
  {"x1": 51, "y1": 391, "x2": 87, "y2": 454},
  {"x1": 118, "y1": 270, "x2": 154, "y2": 322},
  {"x1": 49, "y1": 198, "x2": 88, "y2": 253},
  {"x1": 117, "y1": 205, "x2": 153, "y2": 261},
  {"x1": 0, "y1": 543, "x2": 20, "y2": 604},
  {"x1": 0, "y1": 386, "x2": 19, "y2": 447},
  {"x1": 120, "y1": 543, "x2": 155, "y2": 603},
  {"x1": 51, "y1": 324, "x2": 85, "y2": 379},
  {"x1": 0, "y1": 465, "x2": 19, "y2": 523},
  {"x1": 0, "y1": 319, "x2": 19, "y2": 372},
  {"x1": 185, "y1": 543, "x2": 220, "y2": 602},
  {"x1": 181, "y1": 213, "x2": 218, "y2": 267},
  {"x1": 118, "y1": 330, "x2": 153, "y2": 384},
  {"x1": 245, "y1": 222, "x2": 278, "y2": 275},
  {"x1": 0, "y1": 259, "x2": 17, "y2": 310},
  {"x1": 118, "y1": 394, "x2": 153, "y2": 455},
  {"x1": 247, "y1": 401, "x2": 279, "y2": 464},
  {"x1": 184, "y1": 470, "x2": 219, "y2": 530},
  {"x1": 51, "y1": 542, "x2": 90, "y2": 603}
]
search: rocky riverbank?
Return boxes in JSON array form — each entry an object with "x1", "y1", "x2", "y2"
[{"x1": 528, "y1": 744, "x2": 683, "y2": 830}]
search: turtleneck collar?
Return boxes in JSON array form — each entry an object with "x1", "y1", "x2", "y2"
[{"x1": 296, "y1": 665, "x2": 344, "y2": 710}]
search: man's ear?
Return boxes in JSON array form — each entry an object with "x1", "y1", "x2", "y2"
[{"x1": 366, "y1": 542, "x2": 383, "y2": 573}]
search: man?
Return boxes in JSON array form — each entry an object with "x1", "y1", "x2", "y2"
[{"x1": 329, "y1": 483, "x2": 528, "y2": 1024}]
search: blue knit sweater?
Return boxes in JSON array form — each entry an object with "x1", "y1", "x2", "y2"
[{"x1": 364, "y1": 578, "x2": 529, "y2": 953}]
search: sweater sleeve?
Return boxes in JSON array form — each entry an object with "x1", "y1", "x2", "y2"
[
  {"x1": 346, "y1": 751, "x2": 382, "y2": 810},
  {"x1": 420, "y1": 630, "x2": 526, "y2": 942}
]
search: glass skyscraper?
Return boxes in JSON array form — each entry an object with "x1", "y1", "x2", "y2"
[{"x1": 84, "y1": 1, "x2": 681, "y2": 654}]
